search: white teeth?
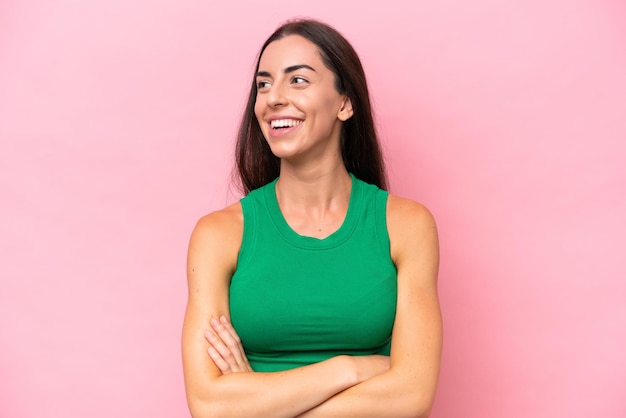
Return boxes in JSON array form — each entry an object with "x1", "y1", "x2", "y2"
[{"x1": 271, "y1": 119, "x2": 302, "y2": 129}]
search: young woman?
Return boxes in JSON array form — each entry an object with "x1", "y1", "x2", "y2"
[{"x1": 182, "y1": 19, "x2": 442, "y2": 418}]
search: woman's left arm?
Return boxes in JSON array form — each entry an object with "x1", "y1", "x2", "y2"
[{"x1": 297, "y1": 195, "x2": 443, "y2": 418}]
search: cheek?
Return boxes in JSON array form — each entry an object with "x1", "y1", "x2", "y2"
[{"x1": 314, "y1": 91, "x2": 342, "y2": 118}]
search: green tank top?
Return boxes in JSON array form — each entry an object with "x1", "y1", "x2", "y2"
[{"x1": 229, "y1": 174, "x2": 397, "y2": 372}]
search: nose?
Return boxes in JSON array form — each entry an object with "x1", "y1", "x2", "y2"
[{"x1": 266, "y1": 83, "x2": 287, "y2": 108}]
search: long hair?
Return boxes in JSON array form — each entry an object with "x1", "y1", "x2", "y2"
[{"x1": 235, "y1": 19, "x2": 387, "y2": 194}]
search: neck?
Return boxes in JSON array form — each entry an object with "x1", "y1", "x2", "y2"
[
  {"x1": 274, "y1": 165, "x2": 352, "y2": 239},
  {"x1": 276, "y1": 163, "x2": 351, "y2": 209}
]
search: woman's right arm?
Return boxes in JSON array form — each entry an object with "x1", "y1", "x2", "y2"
[{"x1": 181, "y1": 205, "x2": 387, "y2": 418}]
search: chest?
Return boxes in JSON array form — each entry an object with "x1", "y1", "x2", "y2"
[{"x1": 229, "y1": 248, "x2": 397, "y2": 354}]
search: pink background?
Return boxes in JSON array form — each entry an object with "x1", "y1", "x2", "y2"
[{"x1": 1, "y1": 0, "x2": 625, "y2": 416}]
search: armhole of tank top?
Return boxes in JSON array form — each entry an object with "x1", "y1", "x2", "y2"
[
  {"x1": 374, "y1": 189, "x2": 392, "y2": 258},
  {"x1": 235, "y1": 196, "x2": 256, "y2": 273}
]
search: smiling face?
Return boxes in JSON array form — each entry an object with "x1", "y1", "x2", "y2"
[{"x1": 254, "y1": 35, "x2": 353, "y2": 163}]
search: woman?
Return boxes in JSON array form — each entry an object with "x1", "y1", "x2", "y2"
[{"x1": 182, "y1": 18, "x2": 442, "y2": 417}]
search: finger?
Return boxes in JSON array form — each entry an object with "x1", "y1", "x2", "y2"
[
  {"x1": 209, "y1": 322, "x2": 248, "y2": 372},
  {"x1": 207, "y1": 316, "x2": 252, "y2": 372},
  {"x1": 210, "y1": 317, "x2": 248, "y2": 368},
  {"x1": 206, "y1": 330, "x2": 239, "y2": 370},
  {"x1": 206, "y1": 330, "x2": 252, "y2": 373},
  {"x1": 219, "y1": 316, "x2": 242, "y2": 343},
  {"x1": 219, "y1": 316, "x2": 250, "y2": 366},
  {"x1": 207, "y1": 346, "x2": 232, "y2": 375}
]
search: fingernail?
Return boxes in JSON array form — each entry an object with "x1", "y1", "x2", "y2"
[{"x1": 220, "y1": 315, "x2": 228, "y2": 324}]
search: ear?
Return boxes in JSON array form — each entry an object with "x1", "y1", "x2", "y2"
[{"x1": 337, "y1": 97, "x2": 354, "y2": 121}]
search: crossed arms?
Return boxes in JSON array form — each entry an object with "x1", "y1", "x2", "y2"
[{"x1": 181, "y1": 195, "x2": 442, "y2": 417}]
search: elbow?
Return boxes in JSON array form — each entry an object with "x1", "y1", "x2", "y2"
[
  {"x1": 184, "y1": 375, "x2": 231, "y2": 418},
  {"x1": 186, "y1": 396, "x2": 210, "y2": 418},
  {"x1": 187, "y1": 392, "x2": 252, "y2": 418},
  {"x1": 412, "y1": 406, "x2": 434, "y2": 418},
  {"x1": 399, "y1": 402, "x2": 432, "y2": 418},
  {"x1": 186, "y1": 393, "x2": 227, "y2": 418},
  {"x1": 406, "y1": 394, "x2": 435, "y2": 418},
  {"x1": 187, "y1": 399, "x2": 230, "y2": 418},
  {"x1": 396, "y1": 387, "x2": 436, "y2": 418}
]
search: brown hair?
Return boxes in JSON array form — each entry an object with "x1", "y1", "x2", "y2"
[{"x1": 235, "y1": 18, "x2": 387, "y2": 194}]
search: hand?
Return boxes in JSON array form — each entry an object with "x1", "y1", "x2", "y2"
[{"x1": 205, "y1": 315, "x2": 252, "y2": 374}]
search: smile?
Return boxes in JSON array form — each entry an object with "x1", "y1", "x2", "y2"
[{"x1": 270, "y1": 119, "x2": 303, "y2": 129}]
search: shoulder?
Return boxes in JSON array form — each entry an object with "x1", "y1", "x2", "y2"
[
  {"x1": 386, "y1": 194, "x2": 437, "y2": 235},
  {"x1": 386, "y1": 194, "x2": 439, "y2": 265},
  {"x1": 193, "y1": 201, "x2": 243, "y2": 236},
  {"x1": 191, "y1": 202, "x2": 243, "y2": 245},
  {"x1": 188, "y1": 202, "x2": 243, "y2": 275}
]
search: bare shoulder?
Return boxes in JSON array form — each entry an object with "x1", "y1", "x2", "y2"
[
  {"x1": 192, "y1": 201, "x2": 243, "y2": 240},
  {"x1": 187, "y1": 202, "x2": 243, "y2": 279},
  {"x1": 386, "y1": 194, "x2": 439, "y2": 268},
  {"x1": 386, "y1": 194, "x2": 437, "y2": 238},
  {"x1": 191, "y1": 201, "x2": 243, "y2": 242}
]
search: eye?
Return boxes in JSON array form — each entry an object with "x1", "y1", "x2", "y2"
[
  {"x1": 257, "y1": 80, "x2": 271, "y2": 90},
  {"x1": 291, "y1": 76, "x2": 308, "y2": 85}
]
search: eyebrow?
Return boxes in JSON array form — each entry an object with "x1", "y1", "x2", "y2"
[{"x1": 256, "y1": 64, "x2": 316, "y2": 78}]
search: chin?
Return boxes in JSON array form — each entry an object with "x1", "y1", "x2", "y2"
[
  {"x1": 265, "y1": 139, "x2": 302, "y2": 160},
  {"x1": 267, "y1": 147, "x2": 297, "y2": 160}
]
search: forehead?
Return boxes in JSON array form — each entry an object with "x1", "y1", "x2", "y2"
[{"x1": 258, "y1": 35, "x2": 325, "y2": 70}]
